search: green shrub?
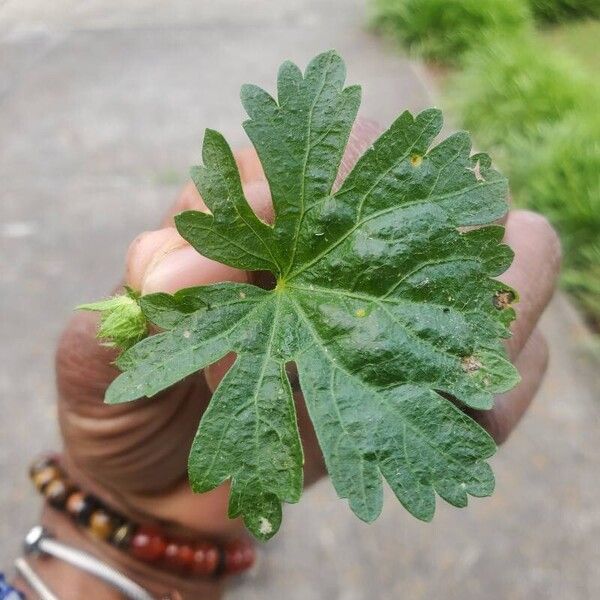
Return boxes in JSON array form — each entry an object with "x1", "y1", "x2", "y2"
[
  {"x1": 370, "y1": 0, "x2": 531, "y2": 65},
  {"x1": 448, "y1": 35, "x2": 591, "y2": 149},
  {"x1": 562, "y1": 245, "x2": 600, "y2": 328},
  {"x1": 528, "y1": 0, "x2": 600, "y2": 23},
  {"x1": 508, "y1": 114, "x2": 600, "y2": 324},
  {"x1": 543, "y1": 20, "x2": 600, "y2": 76}
]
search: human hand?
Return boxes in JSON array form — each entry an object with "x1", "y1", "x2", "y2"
[{"x1": 54, "y1": 117, "x2": 560, "y2": 582}]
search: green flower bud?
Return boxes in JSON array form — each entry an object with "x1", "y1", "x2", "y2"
[{"x1": 78, "y1": 287, "x2": 148, "y2": 351}]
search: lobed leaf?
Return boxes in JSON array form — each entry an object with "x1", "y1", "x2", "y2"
[{"x1": 103, "y1": 50, "x2": 519, "y2": 540}]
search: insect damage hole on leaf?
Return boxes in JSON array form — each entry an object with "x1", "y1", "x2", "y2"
[
  {"x1": 462, "y1": 355, "x2": 483, "y2": 373},
  {"x1": 81, "y1": 50, "x2": 519, "y2": 541},
  {"x1": 493, "y1": 289, "x2": 516, "y2": 310},
  {"x1": 470, "y1": 158, "x2": 486, "y2": 182}
]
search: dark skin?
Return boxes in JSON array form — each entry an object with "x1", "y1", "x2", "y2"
[{"x1": 20, "y1": 120, "x2": 561, "y2": 599}]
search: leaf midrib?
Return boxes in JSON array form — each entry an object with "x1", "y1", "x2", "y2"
[
  {"x1": 290, "y1": 284, "x2": 464, "y2": 372},
  {"x1": 284, "y1": 51, "x2": 335, "y2": 277},
  {"x1": 194, "y1": 294, "x2": 283, "y2": 492},
  {"x1": 288, "y1": 294, "x2": 494, "y2": 486},
  {"x1": 283, "y1": 178, "x2": 502, "y2": 282},
  {"x1": 114, "y1": 299, "x2": 265, "y2": 401}
]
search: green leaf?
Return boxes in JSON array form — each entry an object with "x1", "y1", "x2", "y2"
[{"x1": 102, "y1": 50, "x2": 519, "y2": 540}]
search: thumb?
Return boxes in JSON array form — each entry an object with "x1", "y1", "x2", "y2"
[
  {"x1": 57, "y1": 176, "x2": 272, "y2": 413},
  {"x1": 128, "y1": 226, "x2": 248, "y2": 296},
  {"x1": 130, "y1": 179, "x2": 274, "y2": 392},
  {"x1": 131, "y1": 178, "x2": 274, "y2": 294}
]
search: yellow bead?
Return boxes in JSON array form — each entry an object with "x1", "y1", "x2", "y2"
[
  {"x1": 32, "y1": 466, "x2": 59, "y2": 491},
  {"x1": 89, "y1": 509, "x2": 114, "y2": 540}
]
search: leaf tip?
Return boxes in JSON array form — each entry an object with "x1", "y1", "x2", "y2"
[
  {"x1": 104, "y1": 379, "x2": 130, "y2": 405},
  {"x1": 416, "y1": 507, "x2": 436, "y2": 523},
  {"x1": 202, "y1": 127, "x2": 225, "y2": 150},
  {"x1": 242, "y1": 500, "x2": 283, "y2": 542}
]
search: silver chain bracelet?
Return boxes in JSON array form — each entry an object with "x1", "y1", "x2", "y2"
[{"x1": 21, "y1": 526, "x2": 155, "y2": 600}]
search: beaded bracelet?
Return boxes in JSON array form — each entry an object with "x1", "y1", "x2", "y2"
[{"x1": 29, "y1": 456, "x2": 255, "y2": 578}]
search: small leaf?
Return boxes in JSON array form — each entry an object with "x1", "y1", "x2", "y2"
[{"x1": 95, "y1": 51, "x2": 520, "y2": 540}]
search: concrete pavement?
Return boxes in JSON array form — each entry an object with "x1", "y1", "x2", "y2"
[{"x1": 1, "y1": 2, "x2": 599, "y2": 598}]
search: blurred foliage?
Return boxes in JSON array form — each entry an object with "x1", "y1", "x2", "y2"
[
  {"x1": 542, "y1": 19, "x2": 600, "y2": 75},
  {"x1": 528, "y1": 0, "x2": 600, "y2": 23},
  {"x1": 507, "y1": 115, "x2": 600, "y2": 325},
  {"x1": 369, "y1": 0, "x2": 600, "y2": 328},
  {"x1": 447, "y1": 35, "x2": 591, "y2": 149},
  {"x1": 449, "y1": 34, "x2": 600, "y2": 326},
  {"x1": 563, "y1": 245, "x2": 600, "y2": 328},
  {"x1": 369, "y1": 0, "x2": 531, "y2": 65}
]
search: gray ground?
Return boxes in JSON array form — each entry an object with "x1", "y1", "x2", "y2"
[{"x1": 1, "y1": 2, "x2": 599, "y2": 599}]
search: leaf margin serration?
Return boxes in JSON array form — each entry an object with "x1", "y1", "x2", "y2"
[{"x1": 102, "y1": 50, "x2": 520, "y2": 541}]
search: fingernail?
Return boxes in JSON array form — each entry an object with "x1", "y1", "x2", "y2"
[{"x1": 142, "y1": 245, "x2": 247, "y2": 295}]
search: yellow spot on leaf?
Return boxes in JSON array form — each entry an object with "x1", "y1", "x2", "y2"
[
  {"x1": 410, "y1": 154, "x2": 423, "y2": 167},
  {"x1": 355, "y1": 308, "x2": 366, "y2": 318}
]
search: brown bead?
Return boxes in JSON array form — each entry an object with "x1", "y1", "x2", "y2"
[
  {"x1": 164, "y1": 542, "x2": 195, "y2": 571},
  {"x1": 224, "y1": 539, "x2": 255, "y2": 574},
  {"x1": 89, "y1": 509, "x2": 114, "y2": 541},
  {"x1": 130, "y1": 527, "x2": 166, "y2": 562},
  {"x1": 111, "y1": 522, "x2": 136, "y2": 549},
  {"x1": 29, "y1": 456, "x2": 56, "y2": 478},
  {"x1": 66, "y1": 491, "x2": 83, "y2": 515},
  {"x1": 65, "y1": 491, "x2": 95, "y2": 525},
  {"x1": 32, "y1": 466, "x2": 60, "y2": 492},
  {"x1": 43, "y1": 478, "x2": 69, "y2": 509},
  {"x1": 191, "y1": 542, "x2": 219, "y2": 576}
]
